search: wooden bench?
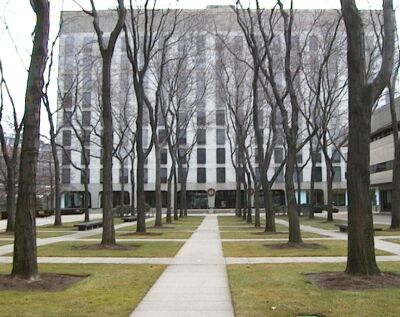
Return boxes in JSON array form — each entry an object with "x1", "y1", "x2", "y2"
[
  {"x1": 336, "y1": 224, "x2": 383, "y2": 233},
  {"x1": 35, "y1": 209, "x2": 54, "y2": 218},
  {"x1": 74, "y1": 220, "x2": 103, "y2": 231},
  {"x1": 121, "y1": 215, "x2": 137, "y2": 222}
]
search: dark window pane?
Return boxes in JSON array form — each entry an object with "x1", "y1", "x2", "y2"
[
  {"x1": 216, "y1": 129, "x2": 225, "y2": 145},
  {"x1": 197, "y1": 111, "x2": 206, "y2": 126},
  {"x1": 274, "y1": 148, "x2": 283, "y2": 164},
  {"x1": 62, "y1": 130, "x2": 71, "y2": 146},
  {"x1": 313, "y1": 166, "x2": 322, "y2": 182},
  {"x1": 197, "y1": 168, "x2": 206, "y2": 183},
  {"x1": 216, "y1": 148, "x2": 225, "y2": 164},
  {"x1": 161, "y1": 168, "x2": 168, "y2": 184},
  {"x1": 120, "y1": 168, "x2": 129, "y2": 184},
  {"x1": 82, "y1": 92, "x2": 91, "y2": 108},
  {"x1": 81, "y1": 169, "x2": 90, "y2": 184},
  {"x1": 197, "y1": 148, "x2": 206, "y2": 164},
  {"x1": 332, "y1": 149, "x2": 341, "y2": 163},
  {"x1": 216, "y1": 110, "x2": 225, "y2": 126},
  {"x1": 217, "y1": 167, "x2": 225, "y2": 183},
  {"x1": 81, "y1": 149, "x2": 90, "y2": 165},
  {"x1": 62, "y1": 149, "x2": 71, "y2": 165},
  {"x1": 82, "y1": 111, "x2": 91, "y2": 127},
  {"x1": 197, "y1": 129, "x2": 206, "y2": 145},
  {"x1": 161, "y1": 149, "x2": 168, "y2": 165},
  {"x1": 333, "y1": 166, "x2": 341, "y2": 182},
  {"x1": 61, "y1": 168, "x2": 70, "y2": 184}
]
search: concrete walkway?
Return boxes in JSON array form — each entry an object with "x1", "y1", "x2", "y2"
[{"x1": 130, "y1": 215, "x2": 235, "y2": 317}]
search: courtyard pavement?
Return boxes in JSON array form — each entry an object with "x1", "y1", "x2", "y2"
[{"x1": 130, "y1": 215, "x2": 235, "y2": 317}]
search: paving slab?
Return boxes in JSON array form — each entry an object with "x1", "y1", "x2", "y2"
[{"x1": 130, "y1": 215, "x2": 235, "y2": 317}]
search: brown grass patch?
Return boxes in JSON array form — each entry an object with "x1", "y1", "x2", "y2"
[
  {"x1": 72, "y1": 244, "x2": 139, "y2": 251},
  {"x1": 268, "y1": 242, "x2": 326, "y2": 250},
  {"x1": 0, "y1": 273, "x2": 87, "y2": 291},
  {"x1": 307, "y1": 272, "x2": 400, "y2": 290}
]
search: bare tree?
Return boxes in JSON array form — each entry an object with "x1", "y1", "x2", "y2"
[
  {"x1": 85, "y1": 0, "x2": 126, "y2": 245},
  {"x1": 340, "y1": 0, "x2": 394, "y2": 275},
  {"x1": 12, "y1": 0, "x2": 49, "y2": 280},
  {"x1": 0, "y1": 60, "x2": 22, "y2": 232}
]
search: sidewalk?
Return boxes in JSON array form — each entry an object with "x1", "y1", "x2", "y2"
[{"x1": 130, "y1": 214, "x2": 235, "y2": 317}]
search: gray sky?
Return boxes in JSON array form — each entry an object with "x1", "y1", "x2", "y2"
[{"x1": 0, "y1": 0, "x2": 398, "y2": 137}]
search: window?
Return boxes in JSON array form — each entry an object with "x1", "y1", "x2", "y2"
[
  {"x1": 293, "y1": 167, "x2": 303, "y2": 182},
  {"x1": 178, "y1": 130, "x2": 186, "y2": 145},
  {"x1": 333, "y1": 166, "x2": 341, "y2": 182},
  {"x1": 313, "y1": 166, "x2": 323, "y2": 182},
  {"x1": 61, "y1": 168, "x2": 70, "y2": 184},
  {"x1": 158, "y1": 129, "x2": 167, "y2": 143},
  {"x1": 100, "y1": 168, "x2": 103, "y2": 183},
  {"x1": 309, "y1": 35, "x2": 318, "y2": 51},
  {"x1": 120, "y1": 168, "x2": 129, "y2": 184},
  {"x1": 258, "y1": 109, "x2": 263, "y2": 127},
  {"x1": 197, "y1": 148, "x2": 206, "y2": 164},
  {"x1": 81, "y1": 170, "x2": 90, "y2": 184},
  {"x1": 255, "y1": 167, "x2": 261, "y2": 182},
  {"x1": 63, "y1": 110, "x2": 72, "y2": 126},
  {"x1": 216, "y1": 148, "x2": 225, "y2": 164},
  {"x1": 161, "y1": 149, "x2": 168, "y2": 165},
  {"x1": 197, "y1": 129, "x2": 206, "y2": 145},
  {"x1": 274, "y1": 167, "x2": 284, "y2": 183},
  {"x1": 82, "y1": 129, "x2": 90, "y2": 146},
  {"x1": 62, "y1": 130, "x2": 71, "y2": 146},
  {"x1": 82, "y1": 92, "x2": 91, "y2": 108},
  {"x1": 160, "y1": 168, "x2": 168, "y2": 184},
  {"x1": 216, "y1": 129, "x2": 225, "y2": 145},
  {"x1": 197, "y1": 111, "x2": 206, "y2": 126},
  {"x1": 216, "y1": 110, "x2": 225, "y2": 126},
  {"x1": 81, "y1": 149, "x2": 90, "y2": 165},
  {"x1": 82, "y1": 111, "x2": 91, "y2": 127},
  {"x1": 296, "y1": 152, "x2": 303, "y2": 164},
  {"x1": 64, "y1": 74, "x2": 73, "y2": 91},
  {"x1": 179, "y1": 148, "x2": 187, "y2": 164},
  {"x1": 197, "y1": 168, "x2": 206, "y2": 183},
  {"x1": 217, "y1": 167, "x2": 225, "y2": 183},
  {"x1": 274, "y1": 148, "x2": 284, "y2": 164},
  {"x1": 312, "y1": 151, "x2": 322, "y2": 163},
  {"x1": 178, "y1": 168, "x2": 187, "y2": 183},
  {"x1": 62, "y1": 93, "x2": 73, "y2": 109},
  {"x1": 62, "y1": 149, "x2": 71, "y2": 165},
  {"x1": 332, "y1": 149, "x2": 341, "y2": 163}
]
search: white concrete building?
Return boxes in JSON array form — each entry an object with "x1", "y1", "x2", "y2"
[{"x1": 56, "y1": 6, "x2": 357, "y2": 211}]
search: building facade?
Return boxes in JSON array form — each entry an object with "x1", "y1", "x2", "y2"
[{"x1": 57, "y1": 6, "x2": 354, "y2": 211}]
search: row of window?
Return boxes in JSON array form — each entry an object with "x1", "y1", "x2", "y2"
[{"x1": 61, "y1": 165, "x2": 342, "y2": 185}]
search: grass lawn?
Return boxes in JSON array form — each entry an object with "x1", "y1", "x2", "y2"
[
  {"x1": 113, "y1": 230, "x2": 192, "y2": 239},
  {"x1": 220, "y1": 230, "x2": 325, "y2": 239},
  {"x1": 298, "y1": 217, "x2": 348, "y2": 230},
  {"x1": 375, "y1": 229, "x2": 400, "y2": 236},
  {"x1": 116, "y1": 216, "x2": 204, "y2": 232},
  {"x1": 29, "y1": 241, "x2": 183, "y2": 258},
  {"x1": 0, "y1": 240, "x2": 12, "y2": 246},
  {"x1": 0, "y1": 263, "x2": 164, "y2": 317},
  {"x1": 1, "y1": 230, "x2": 76, "y2": 240},
  {"x1": 385, "y1": 239, "x2": 400, "y2": 244},
  {"x1": 227, "y1": 262, "x2": 400, "y2": 317},
  {"x1": 222, "y1": 240, "x2": 392, "y2": 257}
]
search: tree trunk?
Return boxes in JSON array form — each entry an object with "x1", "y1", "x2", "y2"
[
  {"x1": 12, "y1": 0, "x2": 49, "y2": 280},
  {"x1": 120, "y1": 161, "x2": 125, "y2": 210},
  {"x1": 53, "y1": 147, "x2": 62, "y2": 226},
  {"x1": 235, "y1": 170, "x2": 241, "y2": 217},
  {"x1": 130, "y1": 160, "x2": 135, "y2": 216},
  {"x1": 173, "y1": 167, "x2": 178, "y2": 221},
  {"x1": 286, "y1": 141, "x2": 302, "y2": 243},
  {"x1": 246, "y1": 171, "x2": 252, "y2": 224},
  {"x1": 100, "y1": 56, "x2": 115, "y2": 245},
  {"x1": 166, "y1": 165, "x2": 173, "y2": 224},
  {"x1": 154, "y1": 143, "x2": 162, "y2": 227},
  {"x1": 83, "y1": 173, "x2": 90, "y2": 222},
  {"x1": 254, "y1": 187, "x2": 260, "y2": 227},
  {"x1": 389, "y1": 84, "x2": 400, "y2": 229},
  {"x1": 326, "y1": 164, "x2": 334, "y2": 222},
  {"x1": 309, "y1": 152, "x2": 316, "y2": 219},
  {"x1": 5, "y1": 165, "x2": 16, "y2": 232},
  {"x1": 340, "y1": 0, "x2": 395, "y2": 275},
  {"x1": 242, "y1": 177, "x2": 247, "y2": 221}
]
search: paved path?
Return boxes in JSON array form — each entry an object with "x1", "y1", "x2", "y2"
[{"x1": 130, "y1": 215, "x2": 235, "y2": 317}]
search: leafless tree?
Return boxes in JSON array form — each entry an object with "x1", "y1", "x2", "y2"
[
  {"x1": 340, "y1": 0, "x2": 395, "y2": 275},
  {"x1": 12, "y1": 0, "x2": 49, "y2": 280}
]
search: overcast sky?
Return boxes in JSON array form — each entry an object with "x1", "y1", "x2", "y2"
[{"x1": 0, "y1": 0, "x2": 398, "y2": 138}]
